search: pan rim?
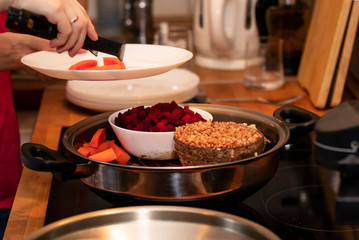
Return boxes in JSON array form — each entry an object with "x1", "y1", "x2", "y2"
[
  {"x1": 62, "y1": 103, "x2": 290, "y2": 170},
  {"x1": 23, "y1": 205, "x2": 281, "y2": 240}
]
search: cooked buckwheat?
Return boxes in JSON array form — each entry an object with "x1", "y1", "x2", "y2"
[
  {"x1": 174, "y1": 121, "x2": 266, "y2": 166},
  {"x1": 174, "y1": 121, "x2": 262, "y2": 148}
]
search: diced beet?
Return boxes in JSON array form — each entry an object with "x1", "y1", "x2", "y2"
[
  {"x1": 150, "y1": 126, "x2": 159, "y2": 132},
  {"x1": 170, "y1": 108, "x2": 184, "y2": 120},
  {"x1": 148, "y1": 108, "x2": 163, "y2": 122},
  {"x1": 194, "y1": 113, "x2": 206, "y2": 122},
  {"x1": 114, "y1": 102, "x2": 208, "y2": 132},
  {"x1": 138, "y1": 110, "x2": 147, "y2": 121},
  {"x1": 184, "y1": 108, "x2": 195, "y2": 116},
  {"x1": 156, "y1": 121, "x2": 165, "y2": 129},
  {"x1": 162, "y1": 124, "x2": 175, "y2": 132},
  {"x1": 181, "y1": 114, "x2": 192, "y2": 123},
  {"x1": 123, "y1": 114, "x2": 132, "y2": 124},
  {"x1": 134, "y1": 122, "x2": 144, "y2": 131},
  {"x1": 143, "y1": 117, "x2": 152, "y2": 129},
  {"x1": 159, "y1": 127, "x2": 167, "y2": 132},
  {"x1": 137, "y1": 106, "x2": 145, "y2": 111}
]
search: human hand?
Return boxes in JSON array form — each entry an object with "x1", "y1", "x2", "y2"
[
  {"x1": 9, "y1": 0, "x2": 98, "y2": 57},
  {"x1": 0, "y1": 32, "x2": 53, "y2": 70}
]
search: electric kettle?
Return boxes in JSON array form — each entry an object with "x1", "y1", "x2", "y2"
[{"x1": 193, "y1": 0, "x2": 259, "y2": 70}]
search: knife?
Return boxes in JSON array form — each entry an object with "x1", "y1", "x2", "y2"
[{"x1": 5, "y1": 7, "x2": 126, "y2": 61}]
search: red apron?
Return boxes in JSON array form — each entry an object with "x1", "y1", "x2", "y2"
[{"x1": 0, "y1": 11, "x2": 23, "y2": 210}]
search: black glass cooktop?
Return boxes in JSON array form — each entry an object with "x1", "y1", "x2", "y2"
[{"x1": 45, "y1": 128, "x2": 359, "y2": 240}]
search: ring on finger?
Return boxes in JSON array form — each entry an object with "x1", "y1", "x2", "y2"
[{"x1": 70, "y1": 16, "x2": 79, "y2": 24}]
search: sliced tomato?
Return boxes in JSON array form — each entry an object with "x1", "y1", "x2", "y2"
[{"x1": 68, "y1": 60, "x2": 97, "y2": 70}]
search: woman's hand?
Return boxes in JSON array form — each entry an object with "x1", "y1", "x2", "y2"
[
  {"x1": 8, "y1": 0, "x2": 98, "y2": 57},
  {"x1": 0, "y1": 32, "x2": 53, "y2": 70}
]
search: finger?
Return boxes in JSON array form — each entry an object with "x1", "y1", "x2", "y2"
[
  {"x1": 77, "y1": 2, "x2": 98, "y2": 41},
  {"x1": 56, "y1": 1, "x2": 94, "y2": 56},
  {"x1": 27, "y1": 36, "x2": 53, "y2": 52},
  {"x1": 56, "y1": 11, "x2": 87, "y2": 56},
  {"x1": 50, "y1": 4, "x2": 79, "y2": 49},
  {"x1": 15, "y1": 0, "x2": 74, "y2": 48},
  {"x1": 67, "y1": 20, "x2": 87, "y2": 57},
  {"x1": 47, "y1": 2, "x2": 74, "y2": 48},
  {"x1": 70, "y1": 0, "x2": 98, "y2": 47},
  {"x1": 15, "y1": 0, "x2": 97, "y2": 56},
  {"x1": 87, "y1": 21, "x2": 98, "y2": 41}
]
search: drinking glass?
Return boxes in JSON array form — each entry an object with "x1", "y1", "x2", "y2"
[{"x1": 244, "y1": 37, "x2": 284, "y2": 90}]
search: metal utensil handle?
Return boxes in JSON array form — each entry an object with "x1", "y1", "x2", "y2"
[{"x1": 5, "y1": 7, "x2": 125, "y2": 60}]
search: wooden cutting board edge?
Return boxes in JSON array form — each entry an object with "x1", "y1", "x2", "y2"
[
  {"x1": 297, "y1": 0, "x2": 353, "y2": 109},
  {"x1": 329, "y1": 0, "x2": 359, "y2": 107}
]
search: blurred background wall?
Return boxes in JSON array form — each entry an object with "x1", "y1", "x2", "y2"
[{"x1": 88, "y1": 0, "x2": 194, "y2": 21}]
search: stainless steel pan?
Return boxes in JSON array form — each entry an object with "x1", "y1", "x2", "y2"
[
  {"x1": 23, "y1": 206, "x2": 280, "y2": 240},
  {"x1": 21, "y1": 104, "x2": 318, "y2": 203}
]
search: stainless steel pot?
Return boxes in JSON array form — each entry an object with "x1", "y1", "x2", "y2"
[{"x1": 21, "y1": 104, "x2": 318, "y2": 203}]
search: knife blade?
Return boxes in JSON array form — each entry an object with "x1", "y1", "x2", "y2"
[{"x1": 5, "y1": 7, "x2": 125, "y2": 61}]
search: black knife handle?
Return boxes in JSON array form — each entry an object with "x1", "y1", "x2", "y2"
[
  {"x1": 6, "y1": 6, "x2": 57, "y2": 39},
  {"x1": 5, "y1": 7, "x2": 125, "y2": 59}
]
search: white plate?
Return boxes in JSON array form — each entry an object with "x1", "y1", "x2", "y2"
[
  {"x1": 21, "y1": 44, "x2": 193, "y2": 80},
  {"x1": 66, "y1": 68, "x2": 199, "y2": 112}
]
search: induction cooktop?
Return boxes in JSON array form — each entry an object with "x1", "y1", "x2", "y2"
[{"x1": 45, "y1": 126, "x2": 359, "y2": 240}]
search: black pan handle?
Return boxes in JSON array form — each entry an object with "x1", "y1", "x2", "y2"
[
  {"x1": 21, "y1": 143, "x2": 90, "y2": 180},
  {"x1": 273, "y1": 105, "x2": 320, "y2": 138}
]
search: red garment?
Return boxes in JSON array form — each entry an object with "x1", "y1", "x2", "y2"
[{"x1": 0, "y1": 11, "x2": 23, "y2": 210}]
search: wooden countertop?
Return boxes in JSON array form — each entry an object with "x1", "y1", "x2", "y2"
[{"x1": 4, "y1": 65, "x2": 331, "y2": 239}]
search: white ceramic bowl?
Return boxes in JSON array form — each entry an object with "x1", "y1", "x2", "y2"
[{"x1": 108, "y1": 106, "x2": 213, "y2": 160}]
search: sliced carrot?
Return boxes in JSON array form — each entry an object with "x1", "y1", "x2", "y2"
[
  {"x1": 69, "y1": 60, "x2": 97, "y2": 70},
  {"x1": 77, "y1": 128, "x2": 130, "y2": 164},
  {"x1": 77, "y1": 147, "x2": 90, "y2": 157},
  {"x1": 81, "y1": 140, "x2": 113, "y2": 156},
  {"x1": 96, "y1": 140, "x2": 115, "y2": 153},
  {"x1": 89, "y1": 148, "x2": 117, "y2": 162},
  {"x1": 83, "y1": 142, "x2": 90, "y2": 148},
  {"x1": 86, "y1": 64, "x2": 125, "y2": 70},
  {"x1": 103, "y1": 57, "x2": 122, "y2": 65},
  {"x1": 103, "y1": 57, "x2": 126, "y2": 69},
  {"x1": 69, "y1": 57, "x2": 126, "y2": 70},
  {"x1": 89, "y1": 128, "x2": 106, "y2": 148},
  {"x1": 109, "y1": 142, "x2": 131, "y2": 165},
  {"x1": 80, "y1": 143, "x2": 95, "y2": 155}
]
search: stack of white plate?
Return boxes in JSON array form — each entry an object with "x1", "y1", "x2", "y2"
[{"x1": 66, "y1": 68, "x2": 199, "y2": 112}]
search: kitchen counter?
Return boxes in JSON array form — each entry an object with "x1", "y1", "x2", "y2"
[{"x1": 3, "y1": 65, "x2": 337, "y2": 239}]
